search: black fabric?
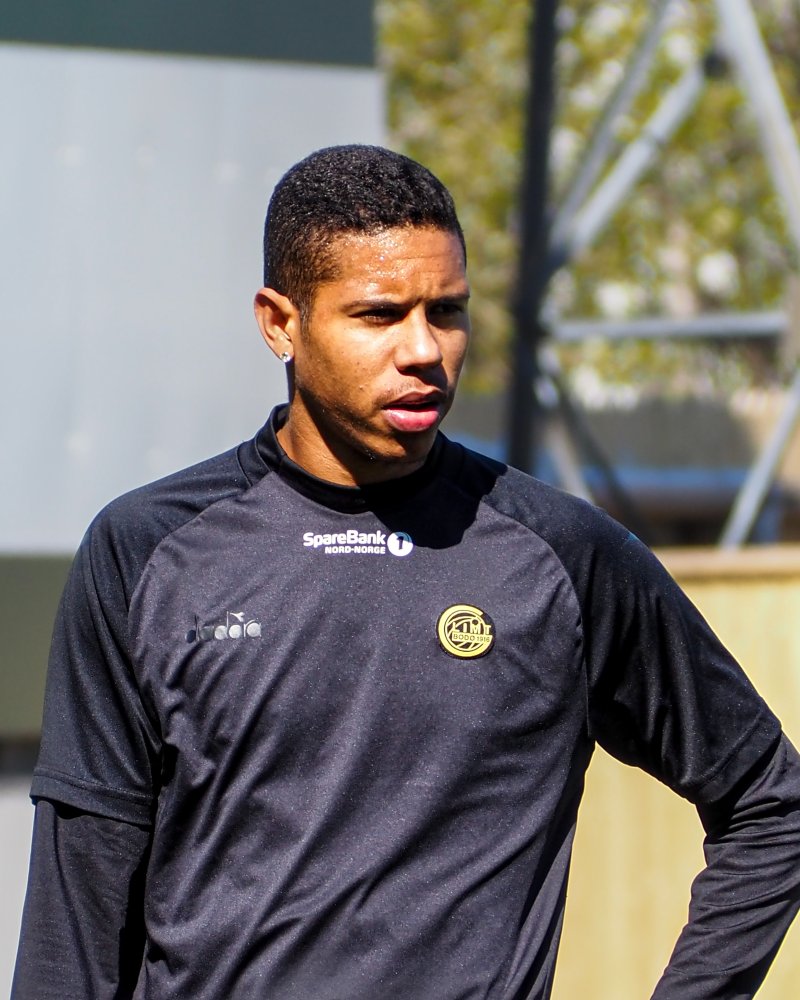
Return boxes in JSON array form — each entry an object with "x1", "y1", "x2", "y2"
[
  {"x1": 652, "y1": 733, "x2": 800, "y2": 998},
  {"x1": 12, "y1": 800, "x2": 150, "y2": 999},
  {"x1": 15, "y1": 406, "x2": 799, "y2": 999}
]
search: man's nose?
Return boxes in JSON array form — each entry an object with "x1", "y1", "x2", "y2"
[{"x1": 394, "y1": 309, "x2": 444, "y2": 370}]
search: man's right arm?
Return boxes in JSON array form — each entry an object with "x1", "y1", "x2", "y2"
[{"x1": 12, "y1": 799, "x2": 151, "y2": 1000}]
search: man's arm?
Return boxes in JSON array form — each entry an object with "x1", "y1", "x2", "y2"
[
  {"x1": 569, "y1": 518, "x2": 800, "y2": 997},
  {"x1": 12, "y1": 799, "x2": 151, "y2": 1000},
  {"x1": 651, "y1": 733, "x2": 800, "y2": 999}
]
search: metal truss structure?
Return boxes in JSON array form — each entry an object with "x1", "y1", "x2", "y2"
[{"x1": 509, "y1": 0, "x2": 800, "y2": 547}]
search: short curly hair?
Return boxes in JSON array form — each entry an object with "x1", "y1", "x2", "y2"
[{"x1": 263, "y1": 144, "x2": 466, "y2": 318}]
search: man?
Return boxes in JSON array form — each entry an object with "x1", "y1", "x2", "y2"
[{"x1": 13, "y1": 145, "x2": 800, "y2": 999}]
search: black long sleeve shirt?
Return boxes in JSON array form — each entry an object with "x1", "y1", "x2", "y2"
[{"x1": 13, "y1": 410, "x2": 800, "y2": 998}]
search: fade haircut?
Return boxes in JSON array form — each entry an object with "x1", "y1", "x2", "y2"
[{"x1": 263, "y1": 144, "x2": 466, "y2": 319}]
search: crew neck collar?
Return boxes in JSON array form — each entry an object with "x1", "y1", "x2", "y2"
[{"x1": 246, "y1": 405, "x2": 445, "y2": 513}]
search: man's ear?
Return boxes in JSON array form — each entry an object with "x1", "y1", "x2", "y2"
[{"x1": 253, "y1": 287, "x2": 300, "y2": 362}]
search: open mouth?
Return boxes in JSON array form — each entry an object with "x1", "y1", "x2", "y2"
[
  {"x1": 392, "y1": 398, "x2": 439, "y2": 410},
  {"x1": 383, "y1": 394, "x2": 445, "y2": 433}
]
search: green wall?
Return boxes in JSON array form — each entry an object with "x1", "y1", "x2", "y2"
[
  {"x1": 0, "y1": 557, "x2": 71, "y2": 739},
  {"x1": 0, "y1": 0, "x2": 374, "y2": 66}
]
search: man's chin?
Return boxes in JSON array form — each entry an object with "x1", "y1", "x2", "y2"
[{"x1": 355, "y1": 428, "x2": 438, "y2": 482}]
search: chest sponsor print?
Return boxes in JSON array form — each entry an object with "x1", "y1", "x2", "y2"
[{"x1": 301, "y1": 528, "x2": 414, "y2": 557}]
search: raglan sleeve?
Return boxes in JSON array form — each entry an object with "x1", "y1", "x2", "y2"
[
  {"x1": 14, "y1": 511, "x2": 162, "y2": 998},
  {"x1": 30, "y1": 513, "x2": 162, "y2": 822},
  {"x1": 581, "y1": 522, "x2": 800, "y2": 998}
]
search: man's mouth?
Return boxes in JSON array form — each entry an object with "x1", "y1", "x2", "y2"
[{"x1": 383, "y1": 392, "x2": 446, "y2": 433}]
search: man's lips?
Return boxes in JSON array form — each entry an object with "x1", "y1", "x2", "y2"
[{"x1": 383, "y1": 391, "x2": 446, "y2": 433}]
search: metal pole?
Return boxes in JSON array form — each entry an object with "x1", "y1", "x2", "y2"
[
  {"x1": 714, "y1": 0, "x2": 800, "y2": 248},
  {"x1": 549, "y1": 0, "x2": 675, "y2": 266},
  {"x1": 720, "y1": 368, "x2": 800, "y2": 547},
  {"x1": 553, "y1": 310, "x2": 785, "y2": 342},
  {"x1": 507, "y1": 0, "x2": 560, "y2": 472},
  {"x1": 563, "y1": 60, "x2": 705, "y2": 261},
  {"x1": 714, "y1": 0, "x2": 800, "y2": 545}
]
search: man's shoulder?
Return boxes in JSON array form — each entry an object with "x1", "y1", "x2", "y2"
[
  {"x1": 445, "y1": 436, "x2": 627, "y2": 551},
  {"x1": 445, "y1": 437, "x2": 669, "y2": 618},
  {"x1": 81, "y1": 441, "x2": 256, "y2": 587},
  {"x1": 108, "y1": 443, "x2": 249, "y2": 516}
]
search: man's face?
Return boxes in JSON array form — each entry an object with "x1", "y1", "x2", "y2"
[{"x1": 264, "y1": 226, "x2": 470, "y2": 485}]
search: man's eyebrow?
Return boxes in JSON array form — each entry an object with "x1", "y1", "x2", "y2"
[
  {"x1": 346, "y1": 297, "x2": 405, "y2": 308},
  {"x1": 345, "y1": 290, "x2": 471, "y2": 310}
]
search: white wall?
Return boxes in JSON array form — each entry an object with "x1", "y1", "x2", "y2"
[{"x1": 0, "y1": 43, "x2": 384, "y2": 552}]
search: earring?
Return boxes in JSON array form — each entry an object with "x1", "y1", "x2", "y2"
[{"x1": 280, "y1": 351, "x2": 292, "y2": 363}]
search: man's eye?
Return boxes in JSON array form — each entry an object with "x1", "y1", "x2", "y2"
[
  {"x1": 430, "y1": 302, "x2": 466, "y2": 319},
  {"x1": 359, "y1": 307, "x2": 399, "y2": 322}
]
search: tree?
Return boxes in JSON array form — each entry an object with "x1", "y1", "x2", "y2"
[{"x1": 378, "y1": 0, "x2": 800, "y2": 397}]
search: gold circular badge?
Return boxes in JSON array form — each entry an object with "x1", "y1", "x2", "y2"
[{"x1": 437, "y1": 604, "x2": 495, "y2": 659}]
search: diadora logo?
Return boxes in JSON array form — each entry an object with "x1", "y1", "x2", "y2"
[
  {"x1": 302, "y1": 528, "x2": 414, "y2": 557},
  {"x1": 436, "y1": 604, "x2": 495, "y2": 659},
  {"x1": 186, "y1": 611, "x2": 262, "y2": 643}
]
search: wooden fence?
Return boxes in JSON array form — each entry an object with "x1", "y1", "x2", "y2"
[{"x1": 553, "y1": 545, "x2": 800, "y2": 999}]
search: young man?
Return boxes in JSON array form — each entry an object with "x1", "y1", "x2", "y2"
[{"x1": 13, "y1": 145, "x2": 800, "y2": 999}]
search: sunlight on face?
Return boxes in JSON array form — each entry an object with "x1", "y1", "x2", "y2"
[{"x1": 282, "y1": 226, "x2": 470, "y2": 485}]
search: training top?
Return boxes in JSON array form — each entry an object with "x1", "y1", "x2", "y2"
[{"x1": 17, "y1": 405, "x2": 799, "y2": 999}]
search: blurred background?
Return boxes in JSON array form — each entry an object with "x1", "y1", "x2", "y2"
[{"x1": 2, "y1": 1, "x2": 800, "y2": 995}]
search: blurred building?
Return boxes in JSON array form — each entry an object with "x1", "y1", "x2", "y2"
[{"x1": 0, "y1": 0, "x2": 383, "y2": 750}]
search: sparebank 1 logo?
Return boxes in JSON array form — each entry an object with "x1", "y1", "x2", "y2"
[
  {"x1": 387, "y1": 531, "x2": 413, "y2": 557},
  {"x1": 302, "y1": 527, "x2": 415, "y2": 557},
  {"x1": 187, "y1": 611, "x2": 262, "y2": 643}
]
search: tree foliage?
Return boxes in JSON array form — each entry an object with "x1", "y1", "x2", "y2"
[{"x1": 378, "y1": 0, "x2": 800, "y2": 397}]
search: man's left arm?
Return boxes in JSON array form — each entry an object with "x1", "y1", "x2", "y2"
[
  {"x1": 578, "y1": 521, "x2": 800, "y2": 998},
  {"x1": 652, "y1": 732, "x2": 800, "y2": 998}
]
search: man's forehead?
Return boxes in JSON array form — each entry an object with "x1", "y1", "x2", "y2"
[{"x1": 323, "y1": 225, "x2": 466, "y2": 274}]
